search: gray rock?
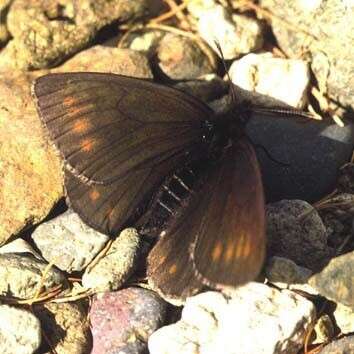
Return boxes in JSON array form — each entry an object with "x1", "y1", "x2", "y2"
[
  {"x1": 229, "y1": 53, "x2": 310, "y2": 108},
  {"x1": 318, "y1": 335, "x2": 354, "y2": 354},
  {"x1": 313, "y1": 314, "x2": 335, "y2": 344},
  {"x1": 32, "y1": 209, "x2": 109, "y2": 273},
  {"x1": 90, "y1": 287, "x2": 167, "y2": 354},
  {"x1": 156, "y1": 33, "x2": 214, "y2": 80},
  {"x1": 82, "y1": 228, "x2": 141, "y2": 292},
  {"x1": 149, "y1": 283, "x2": 316, "y2": 354},
  {"x1": 0, "y1": 238, "x2": 42, "y2": 260},
  {"x1": 266, "y1": 200, "x2": 331, "y2": 270},
  {"x1": 33, "y1": 301, "x2": 91, "y2": 354},
  {"x1": 309, "y1": 251, "x2": 354, "y2": 307},
  {"x1": 0, "y1": 253, "x2": 67, "y2": 299},
  {"x1": 0, "y1": 304, "x2": 41, "y2": 354},
  {"x1": 260, "y1": 0, "x2": 354, "y2": 112},
  {"x1": 265, "y1": 256, "x2": 312, "y2": 285},
  {"x1": 0, "y1": 0, "x2": 150, "y2": 70},
  {"x1": 196, "y1": 4, "x2": 263, "y2": 59}
]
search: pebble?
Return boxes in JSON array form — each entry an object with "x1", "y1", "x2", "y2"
[
  {"x1": 149, "y1": 283, "x2": 316, "y2": 354},
  {"x1": 32, "y1": 209, "x2": 109, "y2": 273},
  {"x1": 0, "y1": 304, "x2": 41, "y2": 354},
  {"x1": 318, "y1": 335, "x2": 354, "y2": 354},
  {"x1": 333, "y1": 302, "x2": 354, "y2": 335},
  {"x1": 229, "y1": 52, "x2": 310, "y2": 108},
  {"x1": 266, "y1": 200, "x2": 331, "y2": 270},
  {"x1": 90, "y1": 287, "x2": 167, "y2": 354},
  {"x1": 82, "y1": 228, "x2": 141, "y2": 292}
]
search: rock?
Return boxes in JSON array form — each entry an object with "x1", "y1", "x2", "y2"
[
  {"x1": 260, "y1": 0, "x2": 354, "y2": 112},
  {"x1": 90, "y1": 287, "x2": 167, "y2": 354},
  {"x1": 333, "y1": 302, "x2": 354, "y2": 335},
  {"x1": 0, "y1": 72, "x2": 62, "y2": 245},
  {"x1": 309, "y1": 251, "x2": 354, "y2": 307},
  {"x1": 0, "y1": 253, "x2": 67, "y2": 299},
  {"x1": 82, "y1": 228, "x2": 141, "y2": 292},
  {"x1": 149, "y1": 283, "x2": 316, "y2": 354},
  {"x1": 266, "y1": 200, "x2": 331, "y2": 270},
  {"x1": 229, "y1": 53, "x2": 310, "y2": 108},
  {"x1": 313, "y1": 314, "x2": 335, "y2": 344},
  {"x1": 195, "y1": 4, "x2": 264, "y2": 59},
  {"x1": 33, "y1": 301, "x2": 91, "y2": 354},
  {"x1": 265, "y1": 256, "x2": 312, "y2": 285},
  {"x1": 156, "y1": 33, "x2": 214, "y2": 80},
  {"x1": 32, "y1": 209, "x2": 109, "y2": 273},
  {"x1": 0, "y1": 0, "x2": 11, "y2": 44},
  {"x1": 0, "y1": 304, "x2": 41, "y2": 354},
  {"x1": 127, "y1": 29, "x2": 165, "y2": 55},
  {"x1": 54, "y1": 45, "x2": 153, "y2": 79},
  {"x1": 318, "y1": 335, "x2": 354, "y2": 354},
  {"x1": 0, "y1": 238, "x2": 42, "y2": 260},
  {"x1": 0, "y1": 0, "x2": 150, "y2": 70}
]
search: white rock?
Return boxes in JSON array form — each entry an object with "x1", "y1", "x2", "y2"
[
  {"x1": 229, "y1": 53, "x2": 310, "y2": 108},
  {"x1": 0, "y1": 238, "x2": 42, "y2": 259},
  {"x1": 32, "y1": 209, "x2": 109, "y2": 273},
  {"x1": 149, "y1": 283, "x2": 316, "y2": 354},
  {"x1": 0, "y1": 305, "x2": 41, "y2": 354},
  {"x1": 333, "y1": 302, "x2": 354, "y2": 334}
]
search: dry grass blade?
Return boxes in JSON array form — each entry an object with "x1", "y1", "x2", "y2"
[
  {"x1": 85, "y1": 239, "x2": 113, "y2": 274},
  {"x1": 151, "y1": 0, "x2": 189, "y2": 25}
]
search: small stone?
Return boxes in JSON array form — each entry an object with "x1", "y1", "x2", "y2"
[
  {"x1": 196, "y1": 5, "x2": 263, "y2": 59},
  {"x1": 0, "y1": 253, "x2": 67, "y2": 299},
  {"x1": 229, "y1": 53, "x2": 310, "y2": 108},
  {"x1": 309, "y1": 251, "x2": 354, "y2": 307},
  {"x1": 90, "y1": 287, "x2": 167, "y2": 354},
  {"x1": 0, "y1": 72, "x2": 62, "y2": 245},
  {"x1": 266, "y1": 200, "x2": 331, "y2": 270},
  {"x1": 32, "y1": 209, "x2": 109, "y2": 273},
  {"x1": 0, "y1": 0, "x2": 150, "y2": 70},
  {"x1": 149, "y1": 283, "x2": 316, "y2": 354},
  {"x1": 33, "y1": 301, "x2": 91, "y2": 354},
  {"x1": 318, "y1": 335, "x2": 354, "y2": 354},
  {"x1": 0, "y1": 304, "x2": 41, "y2": 354},
  {"x1": 333, "y1": 302, "x2": 354, "y2": 335},
  {"x1": 126, "y1": 29, "x2": 165, "y2": 55},
  {"x1": 156, "y1": 34, "x2": 214, "y2": 80},
  {"x1": 82, "y1": 228, "x2": 141, "y2": 292},
  {"x1": 265, "y1": 256, "x2": 312, "y2": 285},
  {"x1": 55, "y1": 45, "x2": 153, "y2": 79},
  {"x1": 0, "y1": 238, "x2": 42, "y2": 260},
  {"x1": 313, "y1": 314, "x2": 335, "y2": 344}
]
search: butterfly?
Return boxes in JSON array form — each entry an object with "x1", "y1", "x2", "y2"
[{"x1": 32, "y1": 72, "x2": 269, "y2": 302}]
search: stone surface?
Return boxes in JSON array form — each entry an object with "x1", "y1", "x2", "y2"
[
  {"x1": 260, "y1": 0, "x2": 354, "y2": 111},
  {"x1": 0, "y1": 253, "x2": 67, "y2": 299},
  {"x1": 333, "y1": 302, "x2": 354, "y2": 335},
  {"x1": 149, "y1": 283, "x2": 316, "y2": 354},
  {"x1": 318, "y1": 335, "x2": 354, "y2": 354},
  {"x1": 0, "y1": 238, "x2": 42, "y2": 260},
  {"x1": 309, "y1": 251, "x2": 354, "y2": 307},
  {"x1": 313, "y1": 314, "x2": 335, "y2": 344},
  {"x1": 90, "y1": 287, "x2": 167, "y2": 354},
  {"x1": 54, "y1": 45, "x2": 153, "y2": 79},
  {"x1": 0, "y1": 304, "x2": 41, "y2": 354},
  {"x1": 82, "y1": 228, "x2": 141, "y2": 292},
  {"x1": 266, "y1": 200, "x2": 330, "y2": 270},
  {"x1": 156, "y1": 33, "x2": 214, "y2": 80},
  {"x1": 0, "y1": 0, "x2": 150, "y2": 70},
  {"x1": 196, "y1": 4, "x2": 263, "y2": 59},
  {"x1": 0, "y1": 72, "x2": 62, "y2": 245},
  {"x1": 265, "y1": 256, "x2": 312, "y2": 285},
  {"x1": 229, "y1": 53, "x2": 310, "y2": 108},
  {"x1": 33, "y1": 301, "x2": 91, "y2": 354},
  {"x1": 0, "y1": 0, "x2": 11, "y2": 44},
  {"x1": 32, "y1": 209, "x2": 109, "y2": 273}
]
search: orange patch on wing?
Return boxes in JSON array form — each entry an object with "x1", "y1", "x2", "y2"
[
  {"x1": 235, "y1": 233, "x2": 246, "y2": 259},
  {"x1": 73, "y1": 119, "x2": 90, "y2": 133},
  {"x1": 225, "y1": 243, "x2": 235, "y2": 263},
  {"x1": 242, "y1": 238, "x2": 252, "y2": 258},
  {"x1": 89, "y1": 189, "x2": 100, "y2": 201},
  {"x1": 63, "y1": 96, "x2": 76, "y2": 107},
  {"x1": 81, "y1": 138, "x2": 96, "y2": 152},
  {"x1": 168, "y1": 264, "x2": 177, "y2": 275},
  {"x1": 211, "y1": 241, "x2": 223, "y2": 261}
]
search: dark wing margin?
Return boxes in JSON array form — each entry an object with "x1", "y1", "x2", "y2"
[
  {"x1": 32, "y1": 72, "x2": 213, "y2": 184},
  {"x1": 147, "y1": 138, "x2": 265, "y2": 300}
]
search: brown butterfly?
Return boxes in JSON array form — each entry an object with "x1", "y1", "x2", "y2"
[{"x1": 33, "y1": 72, "x2": 266, "y2": 302}]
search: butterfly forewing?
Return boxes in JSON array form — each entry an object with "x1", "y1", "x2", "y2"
[{"x1": 33, "y1": 73, "x2": 213, "y2": 184}]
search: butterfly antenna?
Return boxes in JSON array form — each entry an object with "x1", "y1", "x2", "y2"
[{"x1": 214, "y1": 41, "x2": 237, "y2": 105}]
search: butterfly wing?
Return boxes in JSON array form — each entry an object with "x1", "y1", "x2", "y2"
[
  {"x1": 32, "y1": 72, "x2": 213, "y2": 235},
  {"x1": 147, "y1": 138, "x2": 265, "y2": 300}
]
